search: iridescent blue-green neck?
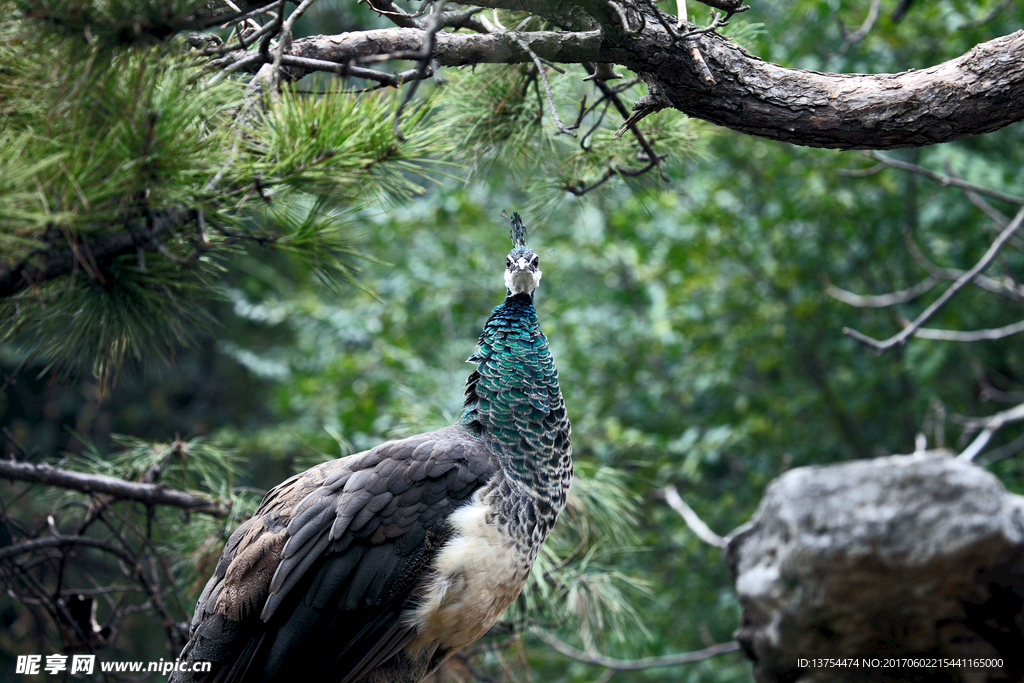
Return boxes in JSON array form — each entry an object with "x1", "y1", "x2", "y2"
[{"x1": 459, "y1": 292, "x2": 571, "y2": 489}]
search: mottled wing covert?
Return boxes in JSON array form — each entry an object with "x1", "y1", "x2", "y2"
[{"x1": 175, "y1": 426, "x2": 496, "y2": 683}]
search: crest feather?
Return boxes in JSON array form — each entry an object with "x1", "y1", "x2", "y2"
[{"x1": 506, "y1": 211, "x2": 527, "y2": 248}]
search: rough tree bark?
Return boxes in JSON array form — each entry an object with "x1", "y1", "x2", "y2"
[{"x1": 245, "y1": 0, "x2": 1024, "y2": 150}]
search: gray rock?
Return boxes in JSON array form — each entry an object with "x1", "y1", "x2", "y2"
[{"x1": 725, "y1": 452, "x2": 1024, "y2": 683}]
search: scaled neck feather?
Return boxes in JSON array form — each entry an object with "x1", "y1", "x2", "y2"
[{"x1": 458, "y1": 292, "x2": 570, "y2": 491}]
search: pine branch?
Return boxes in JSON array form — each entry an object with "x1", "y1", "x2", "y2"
[
  {"x1": 0, "y1": 208, "x2": 191, "y2": 299},
  {"x1": 217, "y1": 23, "x2": 1024, "y2": 150},
  {"x1": 0, "y1": 459, "x2": 229, "y2": 516}
]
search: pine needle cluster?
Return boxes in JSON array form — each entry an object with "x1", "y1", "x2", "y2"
[
  {"x1": 438, "y1": 61, "x2": 710, "y2": 207},
  {"x1": 0, "y1": 6, "x2": 447, "y2": 384},
  {"x1": 516, "y1": 463, "x2": 650, "y2": 654}
]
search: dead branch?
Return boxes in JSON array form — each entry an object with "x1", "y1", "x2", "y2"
[
  {"x1": 958, "y1": 401, "x2": 1024, "y2": 461},
  {"x1": 912, "y1": 319, "x2": 1024, "y2": 342},
  {"x1": 843, "y1": 205, "x2": 1024, "y2": 353},
  {"x1": 903, "y1": 229, "x2": 1024, "y2": 302},
  {"x1": 212, "y1": 19, "x2": 1024, "y2": 150},
  {"x1": 825, "y1": 275, "x2": 939, "y2": 308},
  {"x1": 836, "y1": 0, "x2": 881, "y2": 56},
  {"x1": 664, "y1": 484, "x2": 726, "y2": 548},
  {"x1": 0, "y1": 459, "x2": 229, "y2": 516},
  {"x1": 532, "y1": 629, "x2": 740, "y2": 670},
  {"x1": 866, "y1": 151, "x2": 1024, "y2": 205}
]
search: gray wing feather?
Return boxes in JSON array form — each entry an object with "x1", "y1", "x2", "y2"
[{"x1": 178, "y1": 425, "x2": 497, "y2": 683}]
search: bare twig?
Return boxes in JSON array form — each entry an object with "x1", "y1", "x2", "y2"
[
  {"x1": 838, "y1": 161, "x2": 886, "y2": 178},
  {"x1": 977, "y1": 366, "x2": 1024, "y2": 403},
  {"x1": 271, "y1": 0, "x2": 318, "y2": 90},
  {"x1": 199, "y1": 20, "x2": 279, "y2": 56},
  {"x1": 0, "y1": 459, "x2": 228, "y2": 516},
  {"x1": 912, "y1": 319, "x2": 1024, "y2": 342},
  {"x1": 532, "y1": 629, "x2": 740, "y2": 670},
  {"x1": 664, "y1": 484, "x2": 725, "y2": 548},
  {"x1": 0, "y1": 535, "x2": 138, "y2": 563},
  {"x1": 960, "y1": 0, "x2": 1014, "y2": 30},
  {"x1": 942, "y1": 162, "x2": 1018, "y2": 238},
  {"x1": 529, "y1": 51, "x2": 574, "y2": 135},
  {"x1": 836, "y1": 0, "x2": 881, "y2": 55},
  {"x1": 687, "y1": 43, "x2": 716, "y2": 85},
  {"x1": 676, "y1": 9, "x2": 732, "y2": 40},
  {"x1": 365, "y1": 0, "x2": 429, "y2": 26},
  {"x1": 958, "y1": 402, "x2": 1024, "y2": 461},
  {"x1": 219, "y1": 0, "x2": 281, "y2": 28},
  {"x1": 219, "y1": 0, "x2": 264, "y2": 31},
  {"x1": 643, "y1": 0, "x2": 682, "y2": 39},
  {"x1": 607, "y1": 1, "x2": 641, "y2": 35},
  {"x1": 903, "y1": 228, "x2": 1024, "y2": 303},
  {"x1": 866, "y1": 151, "x2": 1024, "y2": 206},
  {"x1": 687, "y1": 0, "x2": 749, "y2": 15},
  {"x1": 825, "y1": 275, "x2": 939, "y2": 308},
  {"x1": 978, "y1": 431, "x2": 1024, "y2": 464},
  {"x1": 561, "y1": 66, "x2": 669, "y2": 194},
  {"x1": 844, "y1": 205, "x2": 1024, "y2": 353}
]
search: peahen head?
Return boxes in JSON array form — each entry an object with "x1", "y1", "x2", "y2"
[{"x1": 504, "y1": 212, "x2": 541, "y2": 297}]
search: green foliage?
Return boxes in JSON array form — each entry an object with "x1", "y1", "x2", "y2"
[
  {"x1": 4, "y1": 254, "x2": 218, "y2": 384},
  {"x1": 0, "y1": 47, "x2": 236, "y2": 245},
  {"x1": 524, "y1": 463, "x2": 650, "y2": 652},
  {"x1": 0, "y1": 11, "x2": 452, "y2": 382},
  {"x1": 73, "y1": 435, "x2": 263, "y2": 590},
  {"x1": 254, "y1": 87, "x2": 448, "y2": 201},
  {"x1": 16, "y1": 0, "x2": 211, "y2": 45},
  {"x1": 442, "y1": 64, "x2": 549, "y2": 168},
  {"x1": 437, "y1": 63, "x2": 710, "y2": 205}
]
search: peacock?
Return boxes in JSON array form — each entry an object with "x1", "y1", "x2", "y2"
[{"x1": 172, "y1": 213, "x2": 573, "y2": 683}]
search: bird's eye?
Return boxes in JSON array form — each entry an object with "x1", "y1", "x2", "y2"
[
  {"x1": 506, "y1": 257, "x2": 512, "y2": 267},
  {"x1": 531, "y1": 256, "x2": 539, "y2": 266}
]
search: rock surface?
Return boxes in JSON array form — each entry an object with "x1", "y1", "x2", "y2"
[{"x1": 725, "y1": 452, "x2": 1024, "y2": 683}]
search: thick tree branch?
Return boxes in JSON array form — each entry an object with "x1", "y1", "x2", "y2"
[
  {"x1": 0, "y1": 459, "x2": 229, "y2": 516},
  {"x1": 237, "y1": 19, "x2": 1024, "y2": 150},
  {"x1": 631, "y1": 27, "x2": 1024, "y2": 149},
  {"x1": 283, "y1": 28, "x2": 611, "y2": 69}
]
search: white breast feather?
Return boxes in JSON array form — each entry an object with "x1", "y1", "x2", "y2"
[{"x1": 404, "y1": 492, "x2": 530, "y2": 653}]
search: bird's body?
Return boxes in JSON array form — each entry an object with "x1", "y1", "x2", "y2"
[{"x1": 173, "y1": 215, "x2": 571, "y2": 683}]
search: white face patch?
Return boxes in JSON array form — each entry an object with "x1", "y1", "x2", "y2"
[{"x1": 504, "y1": 266, "x2": 542, "y2": 295}]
